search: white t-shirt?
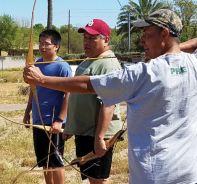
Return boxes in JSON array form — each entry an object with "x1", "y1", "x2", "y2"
[{"x1": 90, "y1": 51, "x2": 197, "y2": 184}]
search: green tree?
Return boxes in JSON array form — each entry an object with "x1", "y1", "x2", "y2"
[
  {"x1": 110, "y1": 28, "x2": 121, "y2": 46},
  {"x1": 129, "y1": 0, "x2": 169, "y2": 19},
  {"x1": 117, "y1": 0, "x2": 169, "y2": 52},
  {"x1": 14, "y1": 27, "x2": 31, "y2": 49},
  {"x1": 60, "y1": 25, "x2": 69, "y2": 34},
  {"x1": 117, "y1": 0, "x2": 169, "y2": 35},
  {"x1": 0, "y1": 14, "x2": 18, "y2": 54},
  {"x1": 33, "y1": 23, "x2": 45, "y2": 31},
  {"x1": 59, "y1": 26, "x2": 83, "y2": 54},
  {"x1": 173, "y1": 0, "x2": 197, "y2": 28},
  {"x1": 117, "y1": 5, "x2": 136, "y2": 37},
  {"x1": 51, "y1": 25, "x2": 60, "y2": 32},
  {"x1": 172, "y1": 0, "x2": 197, "y2": 40},
  {"x1": 33, "y1": 23, "x2": 46, "y2": 42}
]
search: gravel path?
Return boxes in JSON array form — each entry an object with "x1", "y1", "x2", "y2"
[
  {"x1": 0, "y1": 104, "x2": 127, "y2": 113},
  {"x1": 0, "y1": 104, "x2": 26, "y2": 112}
]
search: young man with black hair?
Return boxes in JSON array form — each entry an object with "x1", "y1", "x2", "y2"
[{"x1": 23, "y1": 29, "x2": 72, "y2": 184}]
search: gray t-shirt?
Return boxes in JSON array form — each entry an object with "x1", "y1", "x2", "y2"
[
  {"x1": 91, "y1": 51, "x2": 197, "y2": 184},
  {"x1": 64, "y1": 53, "x2": 122, "y2": 138}
]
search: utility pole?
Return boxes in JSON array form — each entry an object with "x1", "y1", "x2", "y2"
[
  {"x1": 128, "y1": 7, "x2": 130, "y2": 52},
  {"x1": 47, "y1": 0, "x2": 53, "y2": 29},
  {"x1": 68, "y1": 10, "x2": 70, "y2": 54}
]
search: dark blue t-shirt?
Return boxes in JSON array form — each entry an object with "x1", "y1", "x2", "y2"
[{"x1": 32, "y1": 57, "x2": 72, "y2": 125}]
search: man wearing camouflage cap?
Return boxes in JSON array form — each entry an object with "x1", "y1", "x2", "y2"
[
  {"x1": 133, "y1": 9, "x2": 183, "y2": 61},
  {"x1": 24, "y1": 9, "x2": 197, "y2": 184}
]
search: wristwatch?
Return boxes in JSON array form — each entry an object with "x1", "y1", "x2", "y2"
[{"x1": 56, "y1": 117, "x2": 63, "y2": 122}]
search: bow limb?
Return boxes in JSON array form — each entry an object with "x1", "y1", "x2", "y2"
[
  {"x1": 26, "y1": 0, "x2": 48, "y2": 135},
  {"x1": 46, "y1": 106, "x2": 55, "y2": 174},
  {"x1": 46, "y1": 132, "x2": 52, "y2": 174},
  {"x1": 26, "y1": 0, "x2": 66, "y2": 169},
  {"x1": 0, "y1": 113, "x2": 64, "y2": 133},
  {"x1": 27, "y1": 0, "x2": 69, "y2": 168},
  {"x1": 71, "y1": 129, "x2": 127, "y2": 166},
  {"x1": 23, "y1": 1, "x2": 99, "y2": 180},
  {"x1": 13, "y1": 165, "x2": 71, "y2": 184}
]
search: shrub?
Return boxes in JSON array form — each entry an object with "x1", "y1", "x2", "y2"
[{"x1": 18, "y1": 85, "x2": 30, "y2": 95}]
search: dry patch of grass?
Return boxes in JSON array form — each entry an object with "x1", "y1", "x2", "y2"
[
  {"x1": 0, "y1": 83, "x2": 29, "y2": 104},
  {"x1": 0, "y1": 110, "x2": 26, "y2": 117},
  {"x1": 0, "y1": 121, "x2": 43, "y2": 184},
  {"x1": 0, "y1": 120, "x2": 77, "y2": 184},
  {"x1": 0, "y1": 69, "x2": 23, "y2": 83}
]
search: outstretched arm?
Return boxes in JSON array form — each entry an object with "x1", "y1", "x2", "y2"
[
  {"x1": 24, "y1": 65, "x2": 96, "y2": 94},
  {"x1": 179, "y1": 38, "x2": 197, "y2": 53}
]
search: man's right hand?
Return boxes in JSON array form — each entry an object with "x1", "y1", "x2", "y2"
[
  {"x1": 23, "y1": 113, "x2": 30, "y2": 129},
  {"x1": 62, "y1": 133, "x2": 73, "y2": 141}
]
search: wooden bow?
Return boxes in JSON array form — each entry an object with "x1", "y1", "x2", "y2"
[
  {"x1": 12, "y1": 128, "x2": 127, "y2": 184},
  {"x1": 0, "y1": 113, "x2": 64, "y2": 133},
  {"x1": 70, "y1": 129, "x2": 127, "y2": 166},
  {"x1": 13, "y1": 1, "x2": 100, "y2": 183},
  {"x1": 46, "y1": 106, "x2": 55, "y2": 174},
  {"x1": 25, "y1": 0, "x2": 79, "y2": 170}
]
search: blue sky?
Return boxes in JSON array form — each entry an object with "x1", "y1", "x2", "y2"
[{"x1": 0, "y1": 0, "x2": 132, "y2": 28}]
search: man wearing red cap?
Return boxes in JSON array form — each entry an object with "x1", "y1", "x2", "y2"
[{"x1": 62, "y1": 19, "x2": 122, "y2": 183}]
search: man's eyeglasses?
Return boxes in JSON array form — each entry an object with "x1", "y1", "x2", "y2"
[{"x1": 38, "y1": 42, "x2": 54, "y2": 48}]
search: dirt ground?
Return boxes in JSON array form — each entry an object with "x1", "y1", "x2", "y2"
[
  {"x1": 0, "y1": 103, "x2": 127, "y2": 113},
  {"x1": 0, "y1": 104, "x2": 26, "y2": 112}
]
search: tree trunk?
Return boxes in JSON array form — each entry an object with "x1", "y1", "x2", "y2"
[{"x1": 47, "y1": 0, "x2": 53, "y2": 29}]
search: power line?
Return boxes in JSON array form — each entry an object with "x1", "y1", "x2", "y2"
[
  {"x1": 117, "y1": 0, "x2": 131, "y2": 52},
  {"x1": 33, "y1": 7, "x2": 122, "y2": 27},
  {"x1": 35, "y1": 11, "x2": 120, "y2": 21},
  {"x1": 35, "y1": 9, "x2": 121, "y2": 18},
  {"x1": 117, "y1": 0, "x2": 123, "y2": 9}
]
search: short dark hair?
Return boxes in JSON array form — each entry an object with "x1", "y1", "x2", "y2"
[{"x1": 39, "y1": 29, "x2": 61, "y2": 52}]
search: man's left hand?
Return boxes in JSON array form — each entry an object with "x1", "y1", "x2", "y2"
[
  {"x1": 94, "y1": 139, "x2": 107, "y2": 157},
  {"x1": 23, "y1": 65, "x2": 44, "y2": 85}
]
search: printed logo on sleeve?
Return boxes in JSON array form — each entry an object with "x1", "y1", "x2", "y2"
[{"x1": 171, "y1": 66, "x2": 187, "y2": 75}]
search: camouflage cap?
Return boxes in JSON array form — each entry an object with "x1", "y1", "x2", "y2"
[{"x1": 132, "y1": 9, "x2": 182, "y2": 37}]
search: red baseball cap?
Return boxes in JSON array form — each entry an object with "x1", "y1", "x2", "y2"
[{"x1": 78, "y1": 19, "x2": 111, "y2": 38}]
